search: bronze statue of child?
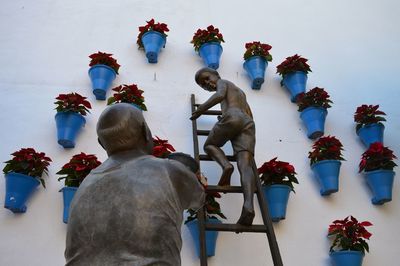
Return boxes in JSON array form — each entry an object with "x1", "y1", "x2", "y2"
[{"x1": 191, "y1": 67, "x2": 257, "y2": 226}]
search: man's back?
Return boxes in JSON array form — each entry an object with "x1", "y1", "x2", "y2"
[{"x1": 65, "y1": 153, "x2": 203, "y2": 266}]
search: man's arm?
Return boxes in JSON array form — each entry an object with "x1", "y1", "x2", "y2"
[
  {"x1": 190, "y1": 82, "x2": 227, "y2": 120},
  {"x1": 168, "y1": 161, "x2": 205, "y2": 210}
]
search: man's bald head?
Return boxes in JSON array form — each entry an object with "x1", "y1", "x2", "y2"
[{"x1": 97, "y1": 103, "x2": 153, "y2": 156}]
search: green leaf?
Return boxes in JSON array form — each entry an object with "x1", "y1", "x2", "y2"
[
  {"x1": 107, "y1": 97, "x2": 115, "y2": 105},
  {"x1": 40, "y1": 178, "x2": 46, "y2": 188}
]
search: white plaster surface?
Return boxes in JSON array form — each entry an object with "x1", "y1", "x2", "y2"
[{"x1": 0, "y1": 0, "x2": 399, "y2": 265}]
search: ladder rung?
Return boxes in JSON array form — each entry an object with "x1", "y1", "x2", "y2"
[
  {"x1": 202, "y1": 110, "x2": 222, "y2": 116},
  {"x1": 197, "y1": 130, "x2": 210, "y2": 136},
  {"x1": 199, "y1": 154, "x2": 236, "y2": 162},
  {"x1": 205, "y1": 223, "x2": 267, "y2": 233},
  {"x1": 206, "y1": 185, "x2": 243, "y2": 193},
  {"x1": 206, "y1": 185, "x2": 259, "y2": 193},
  {"x1": 192, "y1": 104, "x2": 222, "y2": 116}
]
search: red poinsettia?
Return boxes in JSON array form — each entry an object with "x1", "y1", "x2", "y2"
[
  {"x1": 107, "y1": 84, "x2": 147, "y2": 111},
  {"x1": 152, "y1": 136, "x2": 176, "y2": 158},
  {"x1": 3, "y1": 148, "x2": 52, "y2": 187},
  {"x1": 137, "y1": 18, "x2": 170, "y2": 48},
  {"x1": 56, "y1": 153, "x2": 101, "y2": 187},
  {"x1": 55, "y1": 92, "x2": 92, "y2": 115},
  {"x1": 354, "y1": 104, "x2": 386, "y2": 132},
  {"x1": 191, "y1": 25, "x2": 224, "y2": 52},
  {"x1": 359, "y1": 142, "x2": 397, "y2": 172},
  {"x1": 276, "y1": 54, "x2": 312, "y2": 77},
  {"x1": 309, "y1": 136, "x2": 345, "y2": 165},
  {"x1": 258, "y1": 157, "x2": 298, "y2": 191},
  {"x1": 328, "y1": 215, "x2": 372, "y2": 254},
  {"x1": 297, "y1": 87, "x2": 333, "y2": 112},
  {"x1": 89, "y1": 51, "x2": 120, "y2": 74},
  {"x1": 243, "y1": 41, "x2": 273, "y2": 61},
  {"x1": 185, "y1": 172, "x2": 226, "y2": 223}
]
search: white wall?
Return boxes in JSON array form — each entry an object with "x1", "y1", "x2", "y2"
[{"x1": 1, "y1": 0, "x2": 399, "y2": 265}]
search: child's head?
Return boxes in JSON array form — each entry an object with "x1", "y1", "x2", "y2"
[{"x1": 195, "y1": 67, "x2": 220, "y2": 91}]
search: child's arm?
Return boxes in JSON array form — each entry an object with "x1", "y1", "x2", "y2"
[{"x1": 190, "y1": 82, "x2": 227, "y2": 120}]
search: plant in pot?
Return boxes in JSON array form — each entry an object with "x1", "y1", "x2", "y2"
[
  {"x1": 354, "y1": 104, "x2": 386, "y2": 147},
  {"x1": 243, "y1": 41, "x2": 273, "y2": 90},
  {"x1": 309, "y1": 136, "x2": 345, "y2": 196},
  {"x1": 56, "y1": 152, "x2": 101, "y2": 223},
  {"x1": 359, "y1": 142, "x2": 397, "y2": 205},
  {"x1": 88, "y1": 51, "x2": 120, "y2": 100},
  {"x1": 152, "y1": 136, "x2": 175, "y2": 158},
  {"x1": 191, "y1": 25, "x2": 224, "y2": 70},
  {"x1": 185, "y1": 173, "x2": 226, "y2": 257},
  {"x1": 328, "y1": 215, "x2": 372, "y2": 266},
  {"x1": 276, "y1": 54, "x2": 312, "y2": 102},
  {"x1": 297, "y1": 87, "x2": 332, "y2": 139},
  {"x1": 137, "y1": 18, "x2": 169, "y2": 63},
  {"x1": 3, "y1": 148, "x2": 52, "y2": 213},
  {"x1": 54, "y1": 92, "x2": 91, "y2": 148},
  {"x1": 107, "y1": 84, "x2": 147, "y2": 111},
  {"x1": 258, "y1": 157, "x2": 298, "y2": 222}
]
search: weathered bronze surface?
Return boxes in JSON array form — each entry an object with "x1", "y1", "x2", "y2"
[
  {"x1": 191, "y1": 67, "x2": 257, "y2": 226},
  {"x1": 65, "y1": 103, "x2": 205, "y2": 266}
]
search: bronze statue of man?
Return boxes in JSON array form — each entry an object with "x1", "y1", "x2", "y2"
[
  {"x1": 65, "y1": 103, "x2": 205, "y2": 266},
  {"x1": 190, "y1": 67, "x2": 257, "y2": 226}
]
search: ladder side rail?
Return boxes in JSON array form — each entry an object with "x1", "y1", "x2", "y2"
[
  {"x1": 191, "y1": 94, "x2": 200, "y2": 164},
  {"x1": 255, "y1": 176, "x2": 283, "y2": 266},
  {"x1": 190, "y1": 94, "x2": 208, "y2": 266}
]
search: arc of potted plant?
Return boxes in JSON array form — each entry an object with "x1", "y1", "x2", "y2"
[
  {"x1": 297, "y1": 87, "x2": 332, "y2": 139},
  {"x1": 3, "y1": 148, "x2": 52, "y2": 213},
  {"x1": 242, "y1": 41, "x2": 272, "y2": 90},
  {"x1": 191, "y1": 25, "x2": 224, "y2": 70},
  {"x1": 54, "y1": 92, "x2": 91, "y2": 148},
  {"x1": 137, "y1": 19, "x2": 169, "y2": 64},
  {"x1": 88, "y1": 51, "x2": 120, "y2": 100},
  {"x1": 359, "y1": 142, "x2": 397, "y2": 205},
  {"x1": 56, "y1": 152, "x2": 101, "y2": 223},
  {"x1": 185, "y1": 172, "x2": 226, "y2": 257},
  {"x1": 276, "y1": 54, "x2": 311, "y2": 102},
  {"x1": 258, "y1": 158, "x2": 298, "y2": 222},
  {"x1": 309, "y1": 136, "x2": 345, "y2": 196},
  {"x1": 107, "y1": 84, "x2": 147, "y2": 111},
  {"x1": 328, "y1": 215, "x2": 372, "y2": 266},
  {"x1": 354, "y1": 104, "x2": 386, "y2": 147},
  {"x1": 152, "y1": 136, "x2": 175, "y2": 158}
]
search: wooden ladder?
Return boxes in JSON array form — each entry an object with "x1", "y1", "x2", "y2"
[{"x1": 190, "y1": 94, "x2": 283, "y2": 266}]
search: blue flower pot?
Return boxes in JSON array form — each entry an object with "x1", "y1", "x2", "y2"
[
  {"x1": 243, "y1": 56, "x2": 267, "y2": 90},
  {"x1": 282, "y1": 71, "x2": 307, "y2": 102},
  {"x1": 262, "y1": 185, "x2": 291, "y2": 222},
  {"x1": 300, "y1": 107, "x2": 328, "y2": 139},
  {"x1": 365, "y1": 169, "x2": 395, "y2": 205},
  {"x1": 55, "y1": 112, "x2": 86, "y2": 148},
  {"x1": 330, "y1": 251, "x2": 364, "y2": 266},
  {"x1": 88, "y1": 64, "x2": 116, "y2": 100},
  {"x1": 141, "y1": 31, "x2": 166, "y2": 64},
  {"x1": 61, "y1": 186, "x2": 78, "y2": 224},
  {"x1": 199, "y1": 42, "x2": 223, "y2": 70},
  {"x1": 311, "y1": 160, "x2": 341, "y2": 196},
  {"x1": 186, "y1": 218, "x2": 221, "y2": 257},
  {"x1": 4, "y1": 172, "x2": 40, "y2": 213},
  {"x1": 357, "y1": 123, "x2": 384, "y2": 147}
]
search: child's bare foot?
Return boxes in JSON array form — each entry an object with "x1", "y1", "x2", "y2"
[
  {"x1": 218, "y1": 164, "x2": 234, "y2": 186},
  {"x1": 237, "y1": 206, "x2": 255, "y2": 226}
]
